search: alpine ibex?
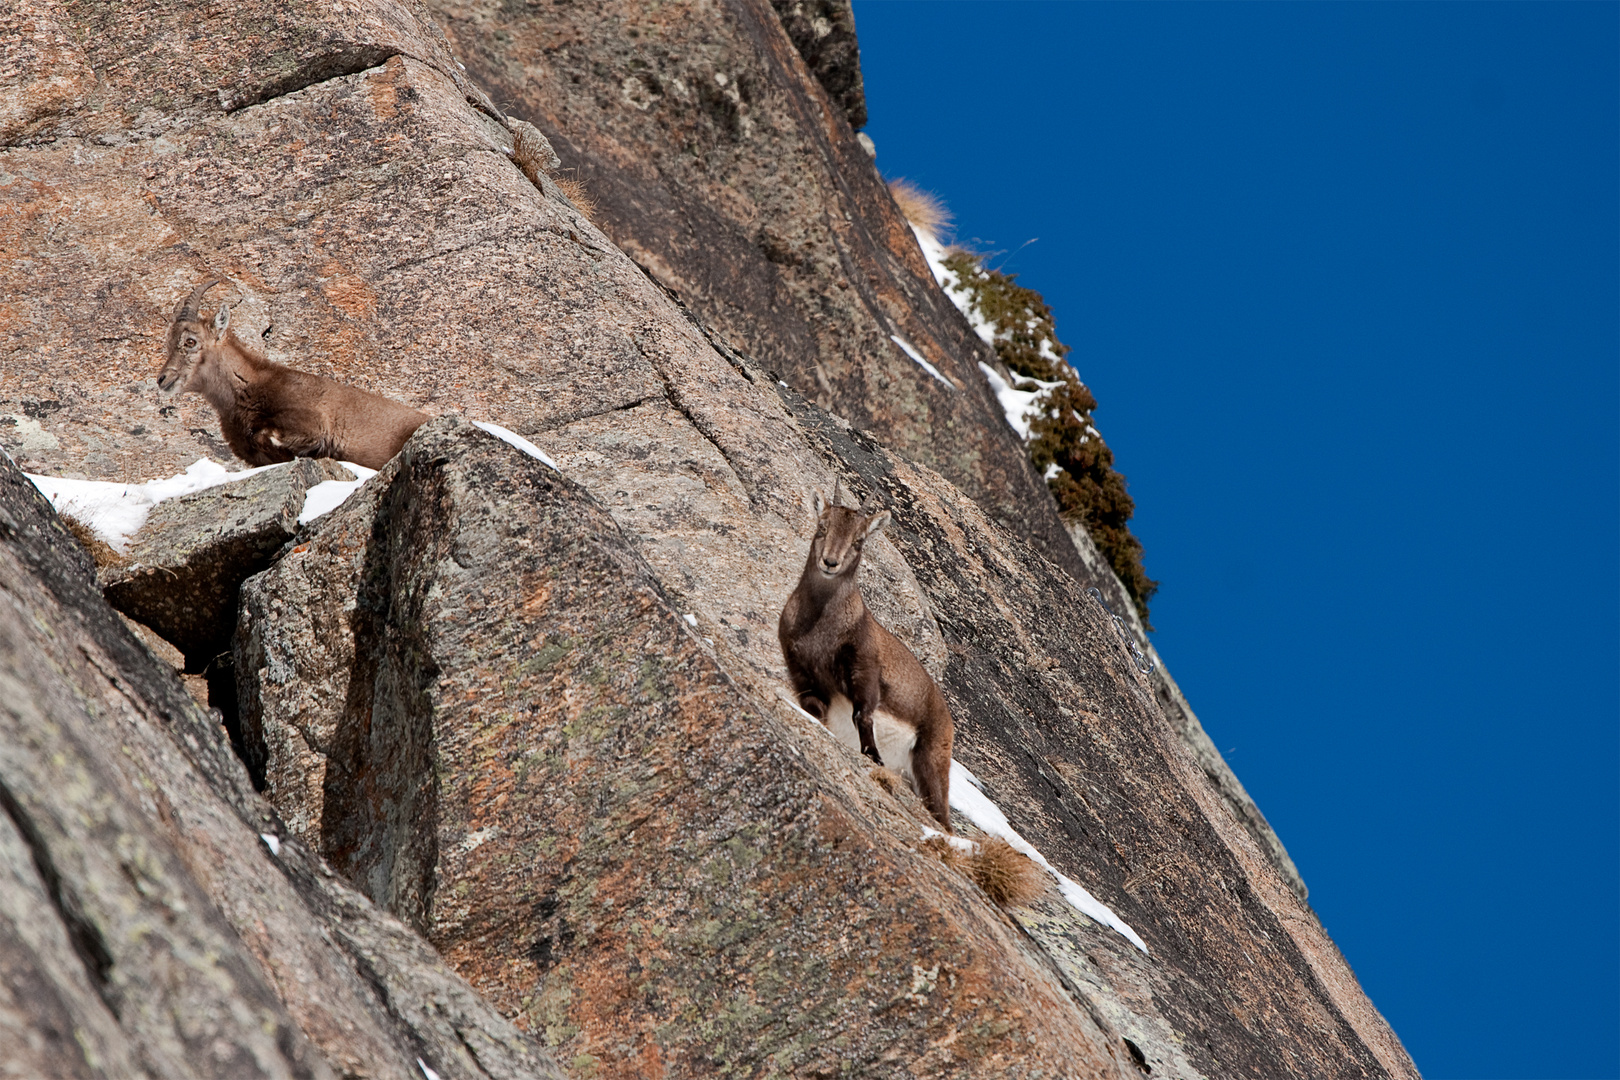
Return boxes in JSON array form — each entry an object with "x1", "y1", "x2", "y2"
[
  {"x1": 158, "y1": 279, "x2": 427, "y2": 469},
  {"x1": 779, "y1": 486, "x2": 955, "y2": 829}
]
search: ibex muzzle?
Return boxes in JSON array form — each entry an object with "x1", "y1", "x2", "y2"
[{"x1": 158, "y1": 277, "x2": 428, "y2": 470}]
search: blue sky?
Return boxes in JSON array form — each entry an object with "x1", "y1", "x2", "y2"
[{"x1": 851, "y1": 3, "x2": 1619, "y2": 1077}]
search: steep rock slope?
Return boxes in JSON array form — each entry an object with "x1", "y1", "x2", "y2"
[
  {"x1": 0, "y1": 454, "x2": 562, "y2": 1079},
  {"x1": 0, "y1": 1, "x2": 1413, "y2": 1078},
  {"x1": 414, "y1": 0, "x2": 1312, "y2": 906},
  {"x1": 423, "y1": 0, "x2": 1084, "y2": 576},
  {"x1": 240, "y1": 416, "x2": 1137, "y2": 1079},
  {"x1": 911, "y1": 229, "x2": 1310, "y2": 902}
]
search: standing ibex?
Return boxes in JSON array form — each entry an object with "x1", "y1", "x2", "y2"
[
  {"x1": 158, "y1": 279, "x2": 427, "y2": 469},
  {"x1": 779, "y1": 486, "x2": 955, "y2": 829}
]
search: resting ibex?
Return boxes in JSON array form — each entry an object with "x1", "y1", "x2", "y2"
[
  {"x1": 158, "y1": 279, "x2": 427, "y2": 469},
  {"x1": 779, "y1": 486, "x2": 955, "y2": 829}
]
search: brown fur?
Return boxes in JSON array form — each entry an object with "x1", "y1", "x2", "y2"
[
  {"x1": 158, "y1": 279, "x2": 428, "y2": 470},
  {"x1": 967, "y1": 838, "x2": 1045, "y2": 908},
  {"x1": 779, "y1": 489, "x2": 955, "y2": 829}
]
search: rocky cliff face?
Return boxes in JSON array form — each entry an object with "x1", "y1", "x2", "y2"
[
  {"x1": 0, "y1": 456, "x2": 561, "y2": 1079},
  {"x1": 239, "y1": 416, "x2": 1139, "y2": 1078},
  {"x1": 0, "y1": 1, "x2": 1414, "y2": 1078},
  {"x1": 423, "y1": 0, "x2": 1083, "y2": 576},
  {"x1": 417, "y1": 0, "x2": 1310, "y2": 908}
]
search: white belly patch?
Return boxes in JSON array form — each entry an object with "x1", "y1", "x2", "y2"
[{"x1": 824, "y1": 694, "x2": 919, "y2": 786}]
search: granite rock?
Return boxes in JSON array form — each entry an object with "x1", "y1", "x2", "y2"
[
  {"x1": 425, "y1": 0, "x2": 1085, "y2": 578},
  {"x1": 100, "y1": 457, "x2": 346, "y2": 666},
  {"x1": 1067, "y1": 519, "x2": 1310, "y2": 904},
  {"x1": 0, "y1": 450, "x2": 564, "y2": 1080},
  {"x1": 1, "y1": 1, "x2": 1412, "y2": 1076},
  {"x1": 239, "y1": 415, "x2": 1141, "y2": 1079},
  {"x1": 769, "y1": 0, "x2": 867, "y2": 131}
]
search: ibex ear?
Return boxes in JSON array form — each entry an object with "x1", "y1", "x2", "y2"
[
  {"x1": 213, "y1": 304, "x2": 231, "y2": 333},
  {"x1": 863, "y1": 510, "x2": 891, "y2": 538},
  {"x1": 812, "y1": 490, "x2": 827, "y2": 517}
]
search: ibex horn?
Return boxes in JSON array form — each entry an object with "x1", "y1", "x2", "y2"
[
  {"x1": 176, "y1": 277, "x2": 226, "y2": 319},
  {"x1": 831, "y1": 476, "x2": 842, "y2": 508}
]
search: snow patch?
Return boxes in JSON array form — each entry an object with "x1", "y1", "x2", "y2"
[
  {"x1": 950, "y1": 760, "x2": 1149, "y2": 953},
  {"x1": 920, "y1": 825, "x2": 977, "y2": 853},
  {"x1": 777, "y1": 686, "x2": 1149, "y2": 953},
  {"x1": 889, "y1": 335, "x2": 954, "y2": 389},
  {"x1": 910, "y1": 223, "x2": 997, "y2": 346},
  {"x1": 27, "y1": 458, "x2": 286, "y2": 552},
  {"x1": 979, "y1": 363, "x2": 1036, "y2": 440},
  {"x1": 297, "y1": 463, "x2": 379, "y2": 525},
  {"x1": 909, "y1": 223, "x2": 1076, "y2": 453},
  {"x1": 259, "y1": 833, "x2": 282, "y2": 857},
  {"x1": 978, "y1": 362, "x2": 1064, "y2": 442},
  {"x1": 417, "y1": 1059, "x2": 443, "y2": 1080},
  {"x1": 473, "y1": 420, "x2": 559, "y2": 469}
]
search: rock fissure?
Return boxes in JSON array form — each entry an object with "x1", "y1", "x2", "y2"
[
  {"x1": 224, "y1": 46, "x2": 403, "y2": 112},
  {"x1": 379, "y1": 234, "x2": 521, "y2": 277},
  {"x1": 644, "y1": 360, "x2": 766, "y2": 513},
  {"x1": 0, "y1": 778, "x2": 119, "y2": 1015}
]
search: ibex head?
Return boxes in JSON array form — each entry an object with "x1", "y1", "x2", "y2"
[
  {"x1": 158, "y1": 278, "x2": 231, "y2": 394},
  {"x1": 809, "y1": 486, "x2": 890, "y2": 580}
]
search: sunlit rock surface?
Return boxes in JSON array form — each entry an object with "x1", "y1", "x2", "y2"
[{"x1": 1, "y1": 1, "x2": 1415, "y2": 1077}]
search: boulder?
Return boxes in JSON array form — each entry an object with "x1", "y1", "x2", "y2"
[
  {"x1": 100, "y1": 457, "x2": 348, "y2": 667},
  {"x1": 0, "y1": 450, "x2": 564, "y2": 1079}
]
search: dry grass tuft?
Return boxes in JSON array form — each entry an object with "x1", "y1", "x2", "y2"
[
  {"x1": 919, "y1": 833, "x2": 970, "y2": 872},
  {"x1": 967, "y1": 837, "x2": 1046, "y2": 908},
  {"x1": 887, "y1": 178, "x2": 952, "y2": 238},
  {"x1": 62, "y1": 515, "x2": 126, "y2": 569},
  {"x1": 555, "y1": 175, "x2": 597, "y2": 221},
  {"x1": 868, "y1": 765, "x2": 905, "y2": 795}
]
